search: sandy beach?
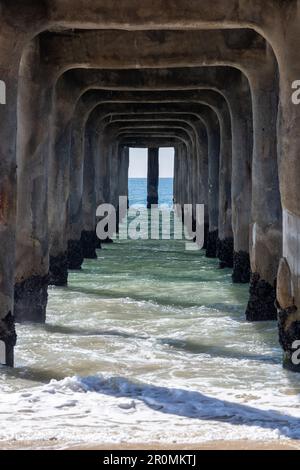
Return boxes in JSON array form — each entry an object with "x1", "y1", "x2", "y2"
[{"x1": 1, "y1": 439, "x2": 300, "y2": 451}]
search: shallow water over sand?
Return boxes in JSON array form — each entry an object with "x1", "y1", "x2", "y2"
[{"x1": 0, "y1": 181, "x2": 299, "y2": 447}]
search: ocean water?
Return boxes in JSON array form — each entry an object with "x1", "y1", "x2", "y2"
[
  {"x1": 129, "y1": 178, "x2": 173, "y2": 208},
  {"x1": 0, "y1": 179, "x2": 300, "y2": 448}
]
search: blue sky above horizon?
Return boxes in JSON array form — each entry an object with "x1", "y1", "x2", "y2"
[{"x1": 128, "y1": 148, "x2": 174, "y2": 178}]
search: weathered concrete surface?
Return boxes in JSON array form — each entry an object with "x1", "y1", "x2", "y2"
[
  {"x1": 62, "y1": 66, "x2": 251, "y2": 273},
  {"x1": 0, "y1": 0, "x2": 285, "y2": 36},
  {"x1": 276, "y1": 257, "x2": 300, "y2": 372},
  {"x1": 15, "y1": 25, "x2": 265, "y2": 314},
  {"x1": 47, "y1": 69, "x2": 84, "y2": 285},
  {"x1": 206, "y1": 112, "x2": 220, "y2": 259},
  {"x1": 41, "y1": 29, "x2": 278, "y2": 313},
  {"x1": 92, "y1": 109, "x2": 204, "y2": 248},
  {"x1": 246, "y1": 49, "x2": 281, "y2": 321},
  {"x1": 122, "y1": 138, "x2": 183, "y2": 148},
  {"x1": 71, "y1": 88, "x2": 227, "y2": 239},
  {"x1": 274, "y1": 9, "x2": 300, "y2": 368},
  {"x1": 59, "y1": 69, "x2": 227, "y2": 260},
  {"x1": 0, "y1": 25, "x2": 23, "y2": 364},
  {"x1": 118, "y1": 146, "x2": 129, "y2": 203},
  {"x1": 70, "y1": 105, "x2": 204, "y2": 264},
  {"x1": 226, "y1": 73, "x2": 252, "y2": 283},
  {"x1": 55, "y1": 85, "x2": 223, "y2": 280},
  {"x1": 68, "y1": 97, "x2": 214, "y2": 246},
  {"x1": 104, "y1": 110, "x2": 220, "y2": 259},
  {"x1": 110, "y1": 93, "x2": 230, "y2": 260},
  {"x1": 39, "y1": 29, "x2": 267, "y2": 75},
  {"x1": 213, "y1": 98, "x2": 233, "y2": 269},
  {"x1": 0, "y1": 1, "x2": 298, "y2": 371},
  {"x1": 147, "y1": 148, "x2": 159, "y2": 208},
  {"x1": 0, "y1": 27, "x2": 32, "y2": 349},
  {"x1": 67, "y1": 108, "x2": 85, "y2": 270},
  {"x1": 78, "y1": 74, "x2": 276, "y2": 302},
  {"x1": 16, "y1": 29, "x2": 210, "y2": 289},
  {"x1": 15, "y1": 39, "x2": 50, "y2": 322},
  {"x1": 58, "y1": 70, "x2": 249, "y2": 268},
  {"x1": 81, "y1": 118, "x2": 98, "y2": 259},
  {"x1": 34, "y1": 24, "x2": 261, "y2": 276},
  {"x1": 67, "y1": 240, "x2": 84, "y2": 271}
]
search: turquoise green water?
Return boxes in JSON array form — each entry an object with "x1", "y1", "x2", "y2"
[{"x1": 0, "y1": 197, "x2": 299, "y2": 445}]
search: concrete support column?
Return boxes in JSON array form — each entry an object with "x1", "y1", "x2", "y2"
[
  {"x1": 176, "y1": 146, "x2": 182, "y2": 206},
  {"x1": 147, "y1": 148, "x2": 159, "y2": 208},
  {"x1": 275, "y1": 21, "x2": 300, "y2": 371},
  {"x1": 108, "y1": 141, "x2": 120, "y2": 208},
  {"x1": 246, "y1": 56, "x2": 281, "y2": 321},
  {"x1": 216, "y1": 107, "x2": 233, "y2": 269},
  {"x1": 173, "y1": 146, "x2": 179, "y2": 206},
  {"x1": 205, "y1": 115, "x2": 220, "y2": 259},
  {"x1": 181, "y1": 144, "x2": 188, "y2": 209},
  {"x1": 15, "y1": 39, "x2": 51, "y2": 323},
  {"x1": 97, "y1": 135, "x2": 116, "y2": 244},
  {"x1": 105, "y1": 141, "x2": 120, "y2": 236},
  {"x1": 118, "y1": 146, "x2": 129, "y2": 202},
  {"x1": 174, "y1": 144, "x2": 184, "y2": 214},
  {"x1": 116, "y1": 145, "x2": 129, "y2": 230},
  {"x1": 174, "y1": 145, "x2": 181, "y2": 206},
  {"x1": 110, "y1": 142, "x2": 121, "y2": 233},
  {"x1": 48, "y1": 109, "x2": 72, "y2": 286},
  {"x1": 228, "y1": 75, "x2": 253, "y2": 284},
  {"x1": 67, "y1": 113, "x2": 85, "y2": 270},
  {"x1": 187, "y1": 146, "x2": 194, "y2": 207},
  {"x1": 192, "y1": 124, "x2": 208, "y2": 247},
  {"x1": 0, "y1": 43, "x2": 18, "y2": 364},
  {"x1": 99, "y1": 135, "x2": 111, "y2": 206},
  {"x1": 47, "y1": 73, "x2": 83, "y2": 285},
  {"x1": 0, "y1": 24, "x2": 45, "y2": 364},
  {"x1": 177, "y1": 144, "x2": 184, "y2": 222},
  {"x1": 183, "y1": 144, "x2": 195, "y2": 240},
  {"x1": 81, "y1": 123, "x2": 98, "y2": 259}
]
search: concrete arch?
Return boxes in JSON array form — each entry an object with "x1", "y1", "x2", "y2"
[
  {"x1": 25, "y1": 64, "x2": 253, "y2": 269},
  {"x1": 69, "y1": 98, "x2": 221, "y2": 272},
  {"x1": 0, "y1": 2, "x2": 297, "y2": 368},
  {"x1": 71, "y1": 89, "x2": 232, "y2": 271},
  {"x1": 15, "y1": 28, "x2": 278, "y2": 329},
  {"x1": 67, "y1": 104, "x2": 215, "y2": 271}
]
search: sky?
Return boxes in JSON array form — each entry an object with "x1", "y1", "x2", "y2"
[{"x1": 128, "y1": 148, "x2": 174, "y2": 178}]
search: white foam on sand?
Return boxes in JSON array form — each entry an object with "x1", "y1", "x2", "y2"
[{"x1": 0, "y1": 373, "x2": 299, "y2": 446}]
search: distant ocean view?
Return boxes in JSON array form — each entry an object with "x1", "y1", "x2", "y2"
[{"x1": 128, "y1": 178, "x2": 173, "y2": 208}]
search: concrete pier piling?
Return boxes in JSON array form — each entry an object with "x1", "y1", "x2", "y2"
[{"x1": 0, "y1": 1, "x2": 297, "y2": 369}]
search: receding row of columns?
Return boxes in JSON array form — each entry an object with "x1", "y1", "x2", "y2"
[
  {"x1": 0, "y1": 4, "x2": 298, "y2": 371},
  {"x1": 147, "y1": 148, "x2": 159, "y2": 209}
]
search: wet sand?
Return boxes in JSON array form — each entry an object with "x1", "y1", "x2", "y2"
[{"x1": 1, "y1": 440, "x2": 300, "y2": 450}]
